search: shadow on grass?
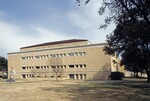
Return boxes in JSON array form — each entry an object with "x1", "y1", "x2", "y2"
[{"x1": 40, "y1": 80, "x2": 150, "y2": 101}]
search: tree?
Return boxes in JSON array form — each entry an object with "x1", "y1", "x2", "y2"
[
  {"x1": 77, "y1": 0, "x2": 150, "y2": 28},
  {"x1": 0, "y1": 56, "x2": 7, "y2": 71},
  {"x1": 48, "y1": 57, "x2": 64, "y2": 81},
  {"x1": 76, "y1": 0, "x2": 150, "y2": 82},
  {"x1": 103, "y1": 16, "x2": 150, "y2": 82}
]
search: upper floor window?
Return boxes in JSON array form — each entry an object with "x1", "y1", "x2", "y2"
[
  {"x1": 22, "y1": 67, "x2": 26, "y2": 69},
  {"x1": 35, "y1": 56, "x2": 40, "y2": 59},
  {"x1": 69, "y1": 65, "x2": 74, "y2": 68},
  {"x1": 50, "y1": 54, "x2": 56, "y2": 58},
  {"x1": 68, "y1": 53, "x2": 74, "y2": 56},
  {"x1": 21, "y1": 57, "x2": 26, "y2": 60}
]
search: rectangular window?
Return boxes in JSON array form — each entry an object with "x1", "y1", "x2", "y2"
[
  {"x1": 63, "y1": 53, "x2": 66, "y2": 57},
  {"x1": 45, "y1": 55, "x2": 48, "y2": 58},
  {"x1": 69, "y1": 74, "x2": 74, "y2": 79},
  {"x1": 83, "y1": 64, "x2": 86, "y2": 68},
  {"x1": 76, "y1": 74, "x2": 78, "y2": 79},
  {"x1": 83, "y1": 52, "x2": 86, "y2": 55},
  {"x1": 22, "y1": 67, "x2": 26, "y2": 69},
  {"x1": 50, "y1": 54, "x2": 56, "y2": 58},
  {"x1": 35, "y1": 66, "x2": 40, "y2": 69},
  {"x1": 31, "y1": 56, "x2": 34, "y2": 59},
  {"x1": 80, "y1": 74, "x2": 83, "y2": 79},
  {"x1": 64, "y1": 65, "x2": 66, "y2": 68},
  {"x1": 35, "y1": 56, "x2": 40, "y2": 59},
  {"x1": 79, "y1": 52, "x2": 82, "y2": 56},
  {"x1": 76, "y1": 65, "x2": 78, "y2": 68},
  {"x1": 22, "y1": 74, "x2": 26, "y2": 79},
  {"x1": 21, "y1": 57, "x2": 25, "y2": 60},
  {"x1": 83, "y1": 74, "x2": 86, "y2": 79},
  {"x1": 60, "y1": 54, "x2": 63, "y2": 57},
  {"x1": 56, "y1": 54, "x2": 59, "y2": 57},
  {"x1": 80, "y1": 64, "x2": 83, "y2": 68},
  {"x1": 51, "y1": 65, "x2": 56, "y2": 68},
  {"x1": 68, "y1": 53, "x2": 74, "y2": 56},
  {"x1": 75, "y1": 52, "x2": 78, "y2": 56},
  {"x1": 69, "y1": 65, "x2": 74, "y2": 68}
]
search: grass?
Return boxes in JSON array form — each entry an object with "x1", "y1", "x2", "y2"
[{"x1": 0, "y1": 78, "x2": 150, "y2": 101}]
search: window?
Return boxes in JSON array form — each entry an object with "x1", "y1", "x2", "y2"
[
  {"x1": 22, "y1": 67, "x2": 26, "y2": 69},
  {"x1": 75, "y1": 52, "x2": 78, "y2": 56},
  {"x1": 64, "y1": 65, "x2": 66, "y2": 68},
  {"x1": 60, "y1": 65, "x2": 63, "y2": 68},
  {"x1": 79, "y1": 52, "x2": 82, "y2": 56},
  {"x1": 83, "y1": 74, "x2": 86, "y2": 79},
  {"x1": 83, "y1": 64, "x2": 86, "y2": 68},
  {"x1": 80, "y1": 74, "x2": 83, "y2": 79},
  {"x1": 31, "y1": 56, "x2": 34, "y2": 59},
  {"x1": 83, "y1": 52, "x2": 86, "y2": 55},
  {"x1": 51, "y1": 65, "x2": 56, "y2": 68},
  {"x1": 56, "y1": 54, "x2": 59, "y2": 57},
  {"x1": 22, "y1": 74, "x2": 26, "y2": 79},
  {"x1": 35, "y1": 56, "x2": 40, "y2": 59},
  {"x1": 50, "y1": 54, "x2": 56, "y2": 58},
  {"x1": 76, "y1": 65, "x2": 78, "y2": 68},
  {"x1": 35, "y1": 66, "x2": 40, "y2": 69},
  {"x1": 45, "y1": 55, "x2": 48, "y2": 58},
  {"x1": 60, "y1": 54, "x2": 63, "y2": 57},
  {"x1": 63, "y1": 53, "x2": 66, "y2": 57},
  {"x1": 40, "y1": 55, "x2": 43, "y2": 58},
  {"x1": 68, "y1": 53, "x2": 74, "y2": 56},
  {"x1": 69, "y1": 74, "x2": 74, "y2": 79},
  {"x1": 76, "y1": 74, "x2": 78, "y2": 79},
  {"x1": 80, "y1": 64, "x2": 83, "y2": 68},
  {"x1": 21, "y1": 57, "x2": 25, "y2": 60},
  {"x1": 69, "y1": 65, "x2": 74, "y2": 68}
]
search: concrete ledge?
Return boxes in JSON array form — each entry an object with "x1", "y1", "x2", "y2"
[{"x1": 5, "y1": 79, "x2": 15, "y2": 82}]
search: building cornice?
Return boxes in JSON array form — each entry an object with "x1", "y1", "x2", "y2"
[{"x1": 8, "y1": 43, "x2": 107, "y2": 55}]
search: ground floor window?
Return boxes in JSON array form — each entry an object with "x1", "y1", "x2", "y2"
[
  {"x1": 68, "y1": 74, "x2": 74, "y2": 79},
  {"x1": 68, "y1": 74, "x2": 86, "y2": 80},
  {"x1": 22, "y1": 74, "x2": 26, "y2": 79}
]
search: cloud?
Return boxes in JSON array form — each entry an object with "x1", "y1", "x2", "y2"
[
  {"x1": 0, "y1": 21, "x2": 72, "y2": 58},
  {"x1": 34, "y1": 26, "x2": 72, "y2": 42},
  {"x1": 0, "y1": 0, "x2": 116, "y2": 58},
  {"x1": 68, "y1": 0, "x2": 115, "y2": 43}
]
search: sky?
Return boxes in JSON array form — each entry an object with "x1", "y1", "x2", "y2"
[{"x1": 0, "y1": 0, "x2": 115, "y2": 58}]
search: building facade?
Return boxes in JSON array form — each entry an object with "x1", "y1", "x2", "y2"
[{"x1": 8, "y1": 39, "x2": 112, "y2": 80}]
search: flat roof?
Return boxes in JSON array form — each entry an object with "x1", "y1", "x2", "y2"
[
  {"x1": 20, "y1": 39, "x2": 88, "y2": 49},
  {"x1": 8, "y1": 43, "x2": 107, "y2": 55}
]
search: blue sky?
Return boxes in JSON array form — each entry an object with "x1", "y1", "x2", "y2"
[{"x1": 0, "y1": 0, "x2": 115, "y2": 58}]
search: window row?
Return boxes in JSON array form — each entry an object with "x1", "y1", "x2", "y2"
[
  {"x1": 69, "y1": 64, "x2": 86, "y2": 68},
  {"x1": 21, "y1": 52, "x2": 86, "y2": 60},
  {"x1": 21, "y1": 64, "x2": 86, "y2": 70},
  {"x1": 21, "y1": 73, "x2": 86, "y2": 79},
  {"x1": 68, "y1": 74, "x2": 86, "y2": 80},
  {"x1": 21, "y1": 66, "x2": 50, "y2": 70}
]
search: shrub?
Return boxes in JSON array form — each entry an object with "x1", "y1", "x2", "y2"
[{"x1": 111, "y1": 72, "x2": 124, "y2": 80}]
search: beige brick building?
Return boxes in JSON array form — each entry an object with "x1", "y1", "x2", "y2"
[{"x1": 8, "y1": 39, "x2": 116, "y2": 80}]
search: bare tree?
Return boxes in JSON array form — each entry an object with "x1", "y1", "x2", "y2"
[{"x1": 48, "y1": 57, "x2": 64, "y2": 81}]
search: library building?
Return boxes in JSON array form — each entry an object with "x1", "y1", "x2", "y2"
[{"x1": 8, "y1": 39, "x2": 123, "y2": 80}]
